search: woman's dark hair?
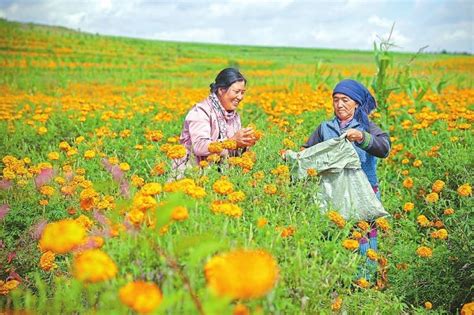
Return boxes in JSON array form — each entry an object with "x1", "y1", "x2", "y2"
[{"x1": 209, "y1": 68, "x2": 247, "y2": 93}]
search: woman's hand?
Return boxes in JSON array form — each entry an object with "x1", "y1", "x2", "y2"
[
  {"x1": 232, "y1": 127, "x2": 256, "y2": 148},
  {"x1": 346, "y1": 129, "x2": 364, "y2": 142}
]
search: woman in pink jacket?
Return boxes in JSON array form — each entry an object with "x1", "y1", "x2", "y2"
[{"x1": 176, "y1": 68, "x2": 255, "y2": 171}]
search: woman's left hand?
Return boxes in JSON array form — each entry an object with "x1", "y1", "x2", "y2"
[{"x1": 346, "y1": 129, "x2": 364, "y2": 142}]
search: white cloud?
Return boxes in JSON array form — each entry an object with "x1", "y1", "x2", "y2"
[
  {"x1": 368, "y1": 15, "x2": 393, "y2": 29},
  {"x1": 0, "y1": 9, "x2": 5, "y2": 18}
]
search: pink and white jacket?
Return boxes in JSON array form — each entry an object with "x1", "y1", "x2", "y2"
[{"x1": 178, "y1": 96, "x2": 242, "y2": 166}]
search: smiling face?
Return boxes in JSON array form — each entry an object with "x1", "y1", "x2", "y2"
[
  {"x1": 217, "y1": 80, "x2": 246, "y2": 112},
  {"x1": 332, "y1": 93, "x2": 358, "y2": 121}
]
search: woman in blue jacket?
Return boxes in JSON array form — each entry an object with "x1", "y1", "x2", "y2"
[{"x1": 304, "y1": 79, "x2": 391, "y2": 281}]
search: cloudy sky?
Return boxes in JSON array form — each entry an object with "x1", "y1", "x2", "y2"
[{"x1": 1, "y1": 0, "x2": 473, "y2": 53}]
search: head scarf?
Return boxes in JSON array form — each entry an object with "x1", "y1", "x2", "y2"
[
  {"x1": 333, "y1": 79, "x2": 377, "y2": 131},
  {"x1": 209, "y1": 93, "x2": 237, "y2": 139}
]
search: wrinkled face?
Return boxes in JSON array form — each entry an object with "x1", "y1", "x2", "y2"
[
  {"x1": 218, "y1": 81, "x2": 246, "y2": 111},
  {"x1": 333, "y1": 93, "x2": 358, "y2": 121}
]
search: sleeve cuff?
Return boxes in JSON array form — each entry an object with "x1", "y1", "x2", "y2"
[{"x1": 357, "y1": 132, "x2": 371, "y2": 149}]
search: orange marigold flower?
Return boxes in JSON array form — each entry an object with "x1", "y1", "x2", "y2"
[
  {"x1": 264, "y1": 184, "x2": 277, "y2": 195},
  {"x1": 84, "y1": 150, "x2": 96, "y2": 159},
  {"x1": 280, "y1": 226, "x2": 295, "y2": 238},
  {"x1": 431, "y1": 228, "x2": 448, "y2": 240},
  {"x1": 172, "y1": 206, "x2": 189, "y2": 221},
  {"x1": 210, "y1": 200, "x2": 242, "y2": 218},
  {"x1": 331, "y1": 296, "x2": 342, "y2": 311},
  {"x1": 443, "y1": 208, "x2": 455, "y2": 215},
  {"x1": 213, "y1": 178, "x2": 234, "y2": 195},
  {"x1": 233, "y1": 303, "x2": 250, "y2": 315},
  {"x1": 257, "y1": 217, "x2": 268, "y2": 228},
  {"x1": 403, "y1": 177, "x2": 414, "y2": 189},
  {"x1": 47, "y1": 151, "x2": 60, "y2": 160},
  {"x1": 204, "y1": 249, "x2": 279, "y2": 299},
  {"x1": 73, "y1": 249, "x2": 117, "y2": 283},
  {"x1": 119, "y1": 281, "x2": 163, "y2": 314},
  {"x1": 425, "y1": 192, "x2": 439, "y2": 203},
  {"x1": 306, "y1": 168, "x2": 318, "y2": 177},
  {"x1": 328, "y1": 211, "x2": 346, "y2": 229},
  {"x1": 39, "y1": 219, "x2": 86, "y2": 254},
  {"x1": 403, "y1": 202, "x2": 414, "y2": 212},
  {"x1": 222, "y1": 139, "x2": 238, "y2": 150},
  {"x1": 351, "y1": 230, "x2": 362, "y2": 240},
  {"x1": 39, "y1": 251, "x2": 57, "y2": 271},
  {"x1": 127, "y1": 209, "x2": 145, "y2": 226},
  {"x1": 342, "y1": 239, "x2": 359, "y2": 250},
  {"x1": 416, "y1": 246, "x2": 433, "y2": 258},
  {"x1": 375, "y1": 217, "x2": 390, "y2": 232},
  {"x1": 457, "y1": 183, "x2": 472, "y2": 197},
  {"x1": 431, "y1": 180, "x2": 445, "y2": 193},
  {"x1": 424, "y1": 301, "x2": 433, "y2": 310},
  {"x1": 0, "y1": 280, "x2": 20, "y2": 295},
  {"x1": 461, "y1": 302, "x2": 474, "y2": 315}
]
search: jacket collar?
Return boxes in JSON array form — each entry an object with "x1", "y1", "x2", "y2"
[{"x1": 327, "y1": 116, "x2": 361, "y2": 133}]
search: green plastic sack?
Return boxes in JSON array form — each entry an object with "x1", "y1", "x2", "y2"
[{"x1": 284, "y1": 134, "x2": 389, "y2": 221}]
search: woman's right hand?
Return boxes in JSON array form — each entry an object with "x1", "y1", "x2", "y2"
[{"x1": 232, "y1": 128, "x2": 256, "y2": 148}]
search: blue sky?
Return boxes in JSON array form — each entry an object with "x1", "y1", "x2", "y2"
[{"x1": 1, "y1": 0, "x2": 472, "y2": 53}]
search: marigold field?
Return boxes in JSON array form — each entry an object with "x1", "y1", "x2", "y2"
[{"x1": 0, "y1": 19, "x2": 473, "y2": 314}]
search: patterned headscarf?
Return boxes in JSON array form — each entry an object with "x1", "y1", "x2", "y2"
[{"x1": 333, "y1": 79, "x2": 377, "y2": 131}]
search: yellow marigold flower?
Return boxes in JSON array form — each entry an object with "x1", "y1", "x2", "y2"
[
  {"x1": 39, "y1": 219, "x2": 86, "y2": 254},
  {"x1": 140, "y1": 183, "x2": 162, "y2": 196},
  {"x1": 133, "y1": 193, "x2": 158, "y2": 212},
  {"x1": 166, "y1": 144, "x2": 187, "y2": 160},
  {"x1": 342, "y1": 239, "x2": 359, "y2": 250},
  {"x1": 127, "y1": 209, "x2": 145, "y2": 226},
  {"x1": 73, "y1": 249, "x2": 117, "y2": 283},
  {"x1": 144, "y1": 130, "x2": 163, "y2": 142},
  {"x1": 0, "y1": 280, "x2": 20, "y2": 295},
  {"x1": 84, "y1": 150, "x2": 95, "y2": 159},
  {"x1": 207, "y1": 153, "x2": 221, "y2": 163},
  {"x1": 66, "y1": 148, "x2": 78, "y2": 157},
  {"x1": 257, "y1": 217, "x2": 268, "y2": 228},
  {"x1": 119, "y1": 162, "x2": 130, "y2": 171},
  {"x1": 59, "y1": 141, "x2": 71, "y2": 151},
  {"x1": 425, "y1": 192, "x2": 439, "y2": 203},
  {"x1": 424, "y1": 301, "x2": 432, "y2": 310},
  {"x1": 204, "y1": 249, "x2": 279, "y2": 299},
  {"x1": 208, "y1": 141, "x2": 224, "y2": 154},
  {"x1": 357, "y1": 221, "x2": 370, "y2": 231},
  {"x1": 401, "y1": 170, "x2": 409, "y2": 176},
  {"x1": 367, "y1": 249, "x2": 378, "y2": 261},
  {"x1": 253, "y1": 171, "x2": 265, "y2": 181},
  {"x1": 431, "y1": 228, "x2": 448, "y2": 240},
  {"x1": 108, "y1": 157, "x2": 119, "y2": 165},
  {"x1": 306, "y1": 168, "x2": 318, "y2": 177},
  {"x1": 355, "y1": 278, "x2": 370, "y2": 288},
  {"x1": 461, "y1": 302, "x2": 474, "y2": 315},
  {"x1": 331, "y1": 296, "x2": 342, "y2": 311},
  {"x1": 210, "y1": 200, "x2": 242, "y2": 218},
  {"x1": 213, "y1": 178, "x2": 234, "y2": 195},
  {"x1": 375, "y1": 217, "x2": 390, "y2": 232},
  {"x1": 401, "y1": 158, "x2": 410, "y2": 165},
  {"x1": 412, "y1": 159, "x2": 422, "y2": 167},
  {"x1": 75, "y1": 214, "x2": 93, "y2": 230},
  {"x1": 39, "y1": 199, "x2": 49, "y2": 206},
  {"x1": 403, "y1": 177, "x2": 414, "y2": 189},
  {"x1": 39, "y1": 251, "x2": 57, "y2": 271},
  {"x1": 443, "y1": 208, "x2": 455, "y2": 215},
  {"x1": 119, "y1": 281, "x2": 163, "y2": 314},
  {"x1": 328, "y1": 211, "x2": 346, "y2": 229},
  {"x1": 416, "y1": 246, "x2": 433, "y2": 258},
  {"x1": 403, "y1": 202, "x2": 414, "y2": 212},
  {"x1": 228, "y1": 191, "x2": 246, "y2": 203},
  {"x1": 264, "y1": 184, "x2": 277, "y2": 195},
  {"x1": 222, "y1": 139, "x2": 238, "y2": 150},
  {"x1": 431, "y1": 180, "x2": 445, "y2": 193},
  {"x1": 457, "y1": 183, "x2": 472, "y2": 197},
  {"x1": 131, "y1": 175, "x2": 145, "y2": 187},
  {"x1": 450, "y1": 136, "x2": 459, "y2": 143},
  {"x1": 39, "y1": 185, "x2": 55, "y2": 196},
  {"x1": 351, "y1": 230, "x2": 362, "y2": 240},
  {"x1": 185, "y1": 185, "x2": 207, "y2": 199},
  {"x1": 172, "y1": 206, "x2": 189, "y2": 221},
  {"x1": 417, "y1": 215, "x2": 431, "y2": 227},
  {"x1": 199, "y1": 160, "x2": 209, "y2": 168},
  {"x1": 47, "y1": 151, "x2": 60, "y2": 160}
]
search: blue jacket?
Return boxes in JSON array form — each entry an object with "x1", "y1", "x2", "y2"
[{"x1": 304, "y1": 117, "x2": 391, "y2": 188}]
